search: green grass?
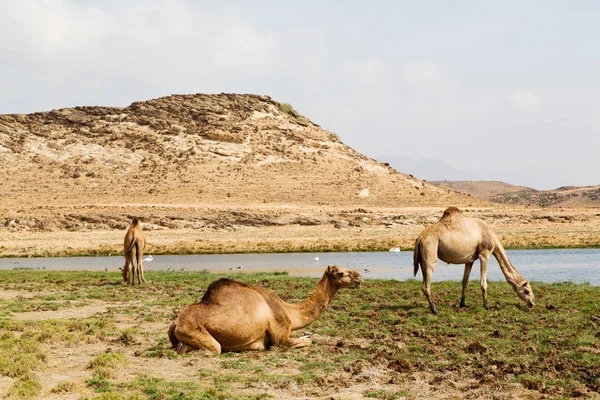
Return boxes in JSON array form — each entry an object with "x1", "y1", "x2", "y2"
[{"x1": 0, "y1": 270, "x2": 598, "y2": 398}]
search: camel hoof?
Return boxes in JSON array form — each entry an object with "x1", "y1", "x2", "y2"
[
  {"x1": 483, "y1": 301, "x2": 490, "y2": 310},
  {"x1": 430, "y1": 304, "x2": 439, "y2": 315},
  {"x1": 460, "y1": 299, "x2": 467, "y2": 308}
]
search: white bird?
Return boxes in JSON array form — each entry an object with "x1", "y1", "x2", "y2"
[
  {"x1": 167, "y1": 267, "x2": 173, "y2": 272},
  {"x1": 143, "y1": 255, "x2": 153, "y2": 262},
  {"x1": 229, "y1": 267, "x2": 235, "y2": 270},
  {"x1": 388, "y1": 247, "x2": 401, "y2": 252},
  {"x1": 236, "y1": 265, "x2": 243, "y2": 269},
  {"x1": 314, "y1": 257, "x2": 319, "y2": 262}
]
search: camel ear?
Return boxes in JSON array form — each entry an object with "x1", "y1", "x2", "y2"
[
  {"x1": 327, "y1": 265, "x2": 341, "y2": 275},
  {"x1": 522, "y1": 281, "x2": 529, "y2": 287}
]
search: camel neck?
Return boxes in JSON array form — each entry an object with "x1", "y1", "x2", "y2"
[
  {"x1": 492, "y1": 239, "x2": 526, "y2": 288},
  {"x1": 285, "y1": 273, "x2": 337, "y2": 330}
]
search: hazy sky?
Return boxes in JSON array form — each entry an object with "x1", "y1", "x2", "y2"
[{"x1": 1, "y1": 1, "x2": 599, "y2": 189}]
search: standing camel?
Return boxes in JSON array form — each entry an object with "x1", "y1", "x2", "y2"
[
  {"x1": 413, "y1": 206, "x2": 535, "y2": 314},
  {"x1": 122, "y1": 217, "x2": 147, "y2": 285},
  {"x1": 168, "y1": 265, "x2": 363, "y2": 354}
]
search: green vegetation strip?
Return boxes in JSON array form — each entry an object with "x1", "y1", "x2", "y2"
[{"x1": 0, "y1": 270, "x2": 598, "y2": 399}]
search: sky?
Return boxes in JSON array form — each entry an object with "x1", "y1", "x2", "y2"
[{"x1": 1, "y1": 0, "x2": 599, "y2": 190}]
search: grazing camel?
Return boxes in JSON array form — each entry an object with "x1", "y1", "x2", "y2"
[
  {"x1": 122, "y1": 217, "x2": 147, "y2": 285},
  {"x1": 168, "y1": 265, "x2": 363, "y2": 354},
  {"x1": 413, "y1": 207, "x2": 535, "y2": 314}
]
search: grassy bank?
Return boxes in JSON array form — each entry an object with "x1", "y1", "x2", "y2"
[{"x1": 0, "y1": 270, "x2": 598, "y2": 399}]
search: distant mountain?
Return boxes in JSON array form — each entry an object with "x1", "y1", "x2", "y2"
[
  {"x1": 376, "y1": 156, "x2": 479, "y2": 181},
  {"x1": 431, "y1": 180, "x2": 534, "y2": 198},
  {"x1": 432, "y1": 181, "x2": 600, "y2": 207}
]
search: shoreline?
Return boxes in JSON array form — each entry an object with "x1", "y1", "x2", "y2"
[{"x1": 2, "y1": 243, "x2": 600, "y2": 259}]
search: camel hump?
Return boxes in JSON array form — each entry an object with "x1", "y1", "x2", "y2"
[
  {"x1": 442, "y1": 206, "x2": 461, "y2": 217},
  {"x1": 201, "y1": 278, "x2": 250, "y2": 305}
]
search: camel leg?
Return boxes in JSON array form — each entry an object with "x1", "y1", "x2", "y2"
[
  {"x1": 421, "y1": 263, "x2": 438, "y2": 315},
  {"x1": 267, "y1": 321, "x2": 312, "y2": 348},
  {"x1": 228, "y1": 339, "x2": 268, "y2": 352},
  {"x1": 126, "y1": 253, "x2": 134, "y2": 285},
  {"x1": 460, "y1": 262, "x2": 474, "y2": 308},
  {"x1": 173, "y1": 322, "x2": 222, "y2": 354},
  {"x1": 479, "y1": 255, "x2": 490, "y2": 309},
  {"x1": 139, "y1": 261, "x2": 146, "y2": 283},
  {"x1": 136, "y1": 246, "x2": 145, "y2": 284}
]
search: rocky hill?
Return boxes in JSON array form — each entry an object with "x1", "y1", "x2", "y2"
[
  {"x1": 0, "y1": 93, "x2": 477, "y2": 210},
  {"x1": 433, "y1": 180, "x2": 600, "y2": 207}
]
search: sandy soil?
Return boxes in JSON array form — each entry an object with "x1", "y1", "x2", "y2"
[{"x1": 1, "y1": 205, "x2": 599, "y2": 257}]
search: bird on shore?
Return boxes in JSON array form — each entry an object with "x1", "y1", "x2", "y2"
[
  {"x1": 104, "y1": 268, "x2": 108, "y2": 272},
  {"x1": 167, "y1": 267, "x2": 173, "y2": 272},
  {"x1": 143, "y1": 255, "x2": 153, "y2": 262},
  {"x1": 180, "y1": 267, "x2": 186, "y2": 271},
  {"x1": 363, "y1": 268, "x2": 371, "y2": 273}
]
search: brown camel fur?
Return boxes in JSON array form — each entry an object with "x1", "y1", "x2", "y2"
[
  {"x1": 122, "y1": 217, "x2": 147, "y2": 285},
  {"x1": 168, "y1": 265, "x2": 363, "y2": 354},
  {"x1": 413, "y1": 206, "x2": 535, "y2": 314}
]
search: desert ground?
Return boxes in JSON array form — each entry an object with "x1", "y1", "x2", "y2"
[{"x1": 1, "y1": 204, "x2": 599, "y2": 257}]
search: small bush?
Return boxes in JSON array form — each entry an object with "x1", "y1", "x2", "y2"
[{"x1": 279, "y1": 103, "x2": 300, "y2": 118}]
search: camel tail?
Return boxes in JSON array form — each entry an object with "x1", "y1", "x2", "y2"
[
  {"x1": 413, "y1": 237, "x2": 422, "y2": 277},
  {"x1": 125, "y1": 236, "x2": 138, "y2": 254},
  {"x1": 168, "y1": 322, "x2": 179, "y2": 349}
]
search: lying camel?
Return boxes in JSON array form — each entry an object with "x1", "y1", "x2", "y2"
[
  {"x1": 413, "y1": 206, "x2": 535, "y2": 314},
  {"x1": 122, "y1": 217, "x2": 147, "y2": 285},
  {"x1": 168, "y1": 265, "x2": 363, "y2": 354}
]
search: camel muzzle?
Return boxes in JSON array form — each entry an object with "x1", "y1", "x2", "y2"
[{"x1": 353, "y1": 278, "x2": 364, "y2": 288}]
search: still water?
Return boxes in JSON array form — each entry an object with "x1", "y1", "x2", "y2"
[{"x1": 1, "y1": 249, "x2": 599, "y2": 285}]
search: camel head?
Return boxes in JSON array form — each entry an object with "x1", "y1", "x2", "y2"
[
  {"x1": 325, "y1": 265, "x2": 364, "y2": 289},
  {"x1": 516, "y1": 281, "x2": 535, "y2": 307}
]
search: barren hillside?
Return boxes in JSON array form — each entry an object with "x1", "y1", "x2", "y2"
[
  {"x1": 433, "y1": 180, "x2": 600, "y2": 207},
  {"x1": 432, "y1": 180, "x2": 534, "y2": 198},
  {"x1": 0, "y1": 94, "x2": 476, "y2": 210}
]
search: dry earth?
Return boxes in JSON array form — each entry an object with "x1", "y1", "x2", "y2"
[
  {"x1": 433, "y1": 181, "x2": 600, "y2": 208},
  {"x1": 0, "y1": 205, "x2": 599, "y2": 257}
]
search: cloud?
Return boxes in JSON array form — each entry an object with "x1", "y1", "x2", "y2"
[
  {"x1": 511, "y1": 90, "x2": 540, "y2": 109},
  {"x1": 402, "y1": 62, "x2": 442, "y2": 87},
  {"x1": 342, "y1": 58, "x2": 383, "y2": 86},
  {"x1": 0, "y1": 0, "x2": 281, "y2": 112},
  {"x1": 213, "y1": 25, "x2": 278, "y2": 72}
]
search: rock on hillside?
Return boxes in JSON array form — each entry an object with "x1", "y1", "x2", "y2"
[{"x1": 0, "y1": 93, "x2": 478, "y2": 208}]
